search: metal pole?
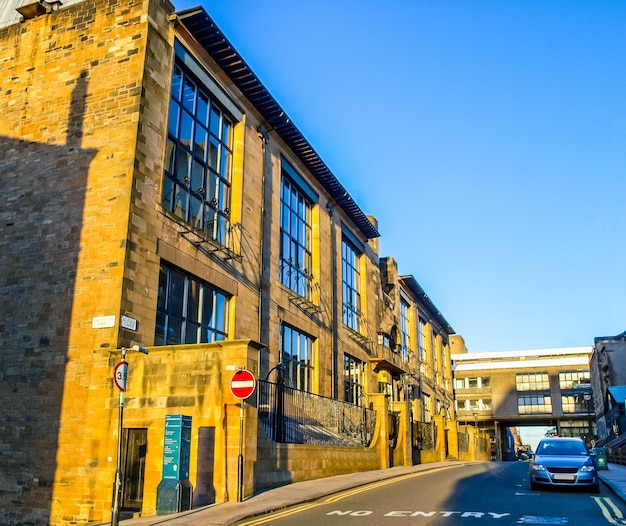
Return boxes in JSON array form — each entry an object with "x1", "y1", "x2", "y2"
[
  {"x1": 111, "y1": 348, "x2": 126, "y2": 526},
  {"x1": 237, "y1": 402, "x2": 245, "y2": 502}
]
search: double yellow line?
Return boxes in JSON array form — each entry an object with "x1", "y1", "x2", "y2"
[
  {"x1": 592, "y1": 496, "x2": 626, "y2": 525},
  {"x1": 236, "y1": 467, "x2": 451, "y2": 525}
]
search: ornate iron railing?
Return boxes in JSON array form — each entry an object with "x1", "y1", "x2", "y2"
[
  {"x1": 413, "y1": 421, "x2": 437, "y2": 451},
  {"x1": 257, "y1": 379, "x2": 376, "y2": 447}
]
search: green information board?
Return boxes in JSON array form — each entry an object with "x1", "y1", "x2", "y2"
[{"x1": 156, "y1": 415, "x2": 193, "y2": 515}]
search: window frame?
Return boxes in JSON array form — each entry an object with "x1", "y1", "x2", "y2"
[
  {"x1": 516, "y1": 372, "x2": 550, "y2": 392},
  {"x1": 279, "y1": 165, "x2": 314, "y2": 298},
  {"x1": 342, "y1": 236, "x2": 362, "y2": 332},
  {"x1": 344, "y1": 354, "x2": 365, "y2": 406},
  {"x1": 400, "y1": 299, "x2": 412, "y2": 361},
  {"x1": 280, "y1": 323, "x2": 314, "y2": 392},
  {"x1": 155, "y1": 263, "x2": 229, "y2": 346},
  {"x1": 163, "y1": 43, "x2": 238, "y2": 245}
]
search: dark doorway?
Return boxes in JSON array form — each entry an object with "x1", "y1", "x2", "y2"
[{"x1": 122, "y1": 429, "x2": 147, "y2": 511}]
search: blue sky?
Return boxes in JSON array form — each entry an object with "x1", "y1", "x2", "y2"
[{"x1": 174, "y1": 1, "x2": 626, "y2": 352}]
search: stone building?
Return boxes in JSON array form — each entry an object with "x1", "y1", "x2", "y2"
[
  {"x1": 0, "y1": 1, "x2": 460, "y2": 525},
  {"x1": 590, "y1": 330, "x2": 626, "y2": 441},
  {"x1": 451, "y1": 345, "x2": 595, "y2": 460}
]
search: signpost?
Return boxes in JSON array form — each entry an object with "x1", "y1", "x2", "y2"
[
  {"x1": 111, "y1": 345, "x2": 148, "y2": 526},
  {"x1": 113, "y1": 361, "x2": 128, "y2": 392},
  {"x1": 230, "y1": 369, "x2": 256, "y2": 502}
]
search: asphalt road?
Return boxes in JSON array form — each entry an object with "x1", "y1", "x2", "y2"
[{"x1": 233, "y1": 462, "x2": 626, "y2": 526}]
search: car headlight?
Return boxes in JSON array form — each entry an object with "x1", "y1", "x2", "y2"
[
  {"x1": 531, "y1": 464, "x2": 546, "y2": 472},
  {"x1": 580, "y1": 465, "x2": 595, "y2": 472}
]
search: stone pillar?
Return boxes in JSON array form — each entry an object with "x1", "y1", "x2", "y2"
[
  {"x1": 370, "y1": 393, "x2": 390, "y2": 469},
  {"x1": 392, "y1": 400, "x2": 413, "y2": 466}
]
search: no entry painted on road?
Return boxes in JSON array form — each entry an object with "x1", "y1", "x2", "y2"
[{"x1": 230, "y1": 369, "x2": 256, "y2": 399}]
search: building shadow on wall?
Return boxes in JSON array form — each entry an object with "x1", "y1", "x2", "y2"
[{"x1": 0, "y1": 70, "x2": 97, "y2": 524}]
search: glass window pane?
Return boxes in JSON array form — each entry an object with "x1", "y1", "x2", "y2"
[
  {"x1": 164, "y1": 138, "x2": 176, "y2": 174},
  {"x1": 209, "y1": 105, "x2": 220, "y2": 137},
  {"x1": 168, "y1": 101, "x2": 180, "y2": 136},
  {"x1": 208, "y1": 136, "x2": 219, "y2": 170},
  {"x1": 174, "y1": 186, "x2": 188, "y2": 219},
  {"x1": 185, "y1": 321, "x2": 199, "y2": 343},
  {"x1": 175, "y1": 148, "x2": 191, "y2": 182},
  {"x1": 169, "y1": 270, "x2": 185, "y2": 317},
  {"x1": 167, "y1": 317, "x2": 182, "y2": 345},
  {"x1": 191, "y1": 160, "x2": 204, "y2": 192},
  {"x1": 179, "y1": 111, "x2": 193, "y2": 149},
  {"x1": 186, "y1": 280, "x2": 200, "y2": 323},
  {"x1": 182, "y1": 76, "x2": 195, "y2": 111},
  {"x1": 171, "y1": 66, "x2": 183, "y2": 100},
  {"x1": 194, "y1": 125, "x2": 208, "y2": 161},
  {"x1": 161, "y1": 175, "x2": 174, "y2": 212},
  {"x1": 197, "y1": 91, "x2": 209, "y2": 126},
  {"x1": 155, "y1": 312, "x2": 166, "y2": 346}
]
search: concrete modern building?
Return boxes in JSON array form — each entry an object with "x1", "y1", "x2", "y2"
[
  {"x1": 0, "y1": 1, "x2": 468, "y2": 525},
  {"x1": 451, "y1": 345, "x2": 595, "y2": 460},
  {"x1": 590, "y1": 330, "x2": 626, "y2": 442}
]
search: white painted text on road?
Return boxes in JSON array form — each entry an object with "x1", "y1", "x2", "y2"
[{"x1": 327, "y1": 510, "x2": 511, "y2": 519}]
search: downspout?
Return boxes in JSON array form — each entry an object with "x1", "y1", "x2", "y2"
[
  {"x1": 327, "y1": 203, "x2": 338, "y2": 399},
  {"x1": 257, "y1": 125, "x2": 270, "y2": 375}
]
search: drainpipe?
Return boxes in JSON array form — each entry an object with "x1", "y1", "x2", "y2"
[
  {"x1": 257, "y1": 125, "x2": 270, "y2": 374},
  {"x1": 327, "y1": 203, "x2": 338, "y2": 399}
]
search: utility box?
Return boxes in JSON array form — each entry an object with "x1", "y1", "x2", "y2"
[{"x1": 156, "y1": 415, "x2": 193, "y2": 515}]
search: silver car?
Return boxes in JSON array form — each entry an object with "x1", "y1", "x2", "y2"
[{"x1": 529, "y1": 437, "x2": 599, "y2": 492}]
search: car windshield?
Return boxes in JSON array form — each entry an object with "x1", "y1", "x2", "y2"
[{"x1": 537, "y1": 440, "x2": 588, "y2": 455}]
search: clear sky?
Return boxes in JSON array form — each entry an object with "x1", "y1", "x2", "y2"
[{"x1": 174, "y1": 0, "x2": 626, "y2": 352}]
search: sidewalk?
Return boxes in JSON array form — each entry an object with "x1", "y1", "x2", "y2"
[
  {"x1": 108, "y1": 461, "x2": 626, "y2": 526},
  {"x1": 599, "y1": 462, "x2": 626, "y2": 503}
]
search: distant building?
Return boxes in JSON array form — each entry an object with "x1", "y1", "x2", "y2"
[
  {"x1": 452, "y1": 346, "x2": 595, "y2": 459},
  {"x1": 590, "y1": 331, "x2": 626, "y2": 442}
]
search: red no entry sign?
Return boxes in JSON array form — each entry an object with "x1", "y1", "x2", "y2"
[{"x1": 230, "y1": 369, "x2": 256, "y2": 399}]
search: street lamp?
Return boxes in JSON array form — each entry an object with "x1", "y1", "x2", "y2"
[{"x1": 111, "y1": 345, "x2": 148, "y2": 526}]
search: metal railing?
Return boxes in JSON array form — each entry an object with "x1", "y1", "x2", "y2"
[
  {"x1": 257, "y1": 380, "x2": 376, "y2": 447},
  {"x1": 413, "y1": 421, "x2": 437, "y2": 451}
]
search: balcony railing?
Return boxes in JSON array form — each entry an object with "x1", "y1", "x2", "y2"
[{"x1": 257, "y1": 380, "x2": 376, "y2": 447}]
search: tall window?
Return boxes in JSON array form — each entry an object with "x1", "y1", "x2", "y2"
[
  {"x1": 431, "y1": 329, "x2": 438, "y2": 374},
  {"x1": 400, "y1": 299, "x2": 411, "y2": 361},
  {"x1": 344, "y1": 354, "x2": 365, "y2": 405},
  {"x1": 163, "y1": 58, "x2": 234, "y2": 244},
  {"x1": 342, "y1": 238, "x2": 361, "y2": 331},
  {"x1": 423, "y1": 393, "x2": 432, "y2": 423},
  {"x1": 155, "y1": 264, "x2": 229, "y2": 345},
  {"x1": 281, "y1": 324, "x2": 313, "y2": 392},
  {"x1": 418, "y1": 318, "x2": 426, "y2": 372},
  {"x1": 279, "y1": 174, "x2": 313, "y2": 298}
]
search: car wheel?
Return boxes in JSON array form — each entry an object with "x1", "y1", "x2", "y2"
[
  {"x1": 530, "y1": 481, "x2": 539, "y2": 491},
  {"x1": 591, "y1": 483, "x2": 600, "y2": 494}
]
